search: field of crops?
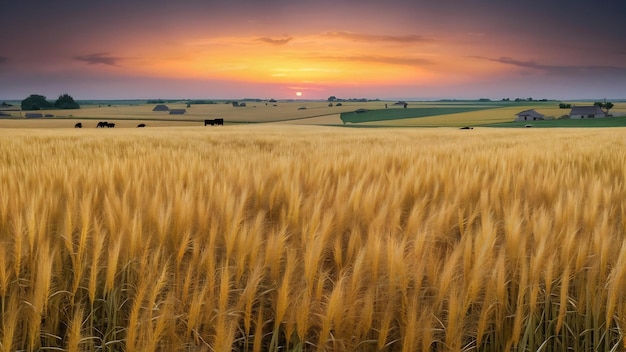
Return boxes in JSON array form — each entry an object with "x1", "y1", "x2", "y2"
[
  {"x1": 1, "y1": 101, "x2": 625, "y2": 128},
  {"x1": 0, "y1": 101, "x2": 365, "y2": 126},
  {"x1": 1, "y1": 126, "x2": 626, "y2": 351}
]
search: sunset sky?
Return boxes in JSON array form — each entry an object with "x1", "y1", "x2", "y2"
[{"x1": 1, "y1": 0, "x2": 625, "y2": 100}]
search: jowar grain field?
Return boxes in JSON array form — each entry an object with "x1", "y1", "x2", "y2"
[{"x1": 1, "y1": 110, "x2": 626, "y2": 351}]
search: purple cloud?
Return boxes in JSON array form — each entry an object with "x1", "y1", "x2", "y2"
[
  {"x1": 324, "y1": 32, "x2": 429, "y2": 44},
  {"x1": 474, "y1": 56, "x2": 626, "y2": 76},
  {"x1": 257, "y1": 37, "x2": 293, "y2": 45},
  {"x1": 75, "y1": 53, "x2": 122, "y2": 66}
]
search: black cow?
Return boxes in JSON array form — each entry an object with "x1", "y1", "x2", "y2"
[
  {"x1": 459, "y1": 126, "x2": 473, "y2": 130},
  {"x1": 205, "y1": 118, "x2": 224, "y2": 126},
  {"x1": 137, "y1": 123, "x2": 146, "y2": 128},
  {"x1": 97, "y1": 121, "x2": 115, "y2": 128},
  {"x1": 74, "y1": 122, "x2": 82, "y2": 128}
]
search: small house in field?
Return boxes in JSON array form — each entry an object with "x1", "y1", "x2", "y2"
[
  {"x1": 515, "y1": 109, "x2": 545, "y2": 122},
  {"x1": 569, "y1": 105, "x2": 606, "y2": 119},
  {"x1": 152, "y1": 104, "x2": 169, "y2": 112},
  {"x1": 169, "y1": 109, "x2": 186, "y2": 115}
]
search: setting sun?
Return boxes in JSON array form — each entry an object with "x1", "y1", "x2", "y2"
[{"x1": 295, "y1": 91, "x2": 302, "y2": 96}]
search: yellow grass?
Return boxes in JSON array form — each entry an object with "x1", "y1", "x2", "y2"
[
  {"x1": 0, "y1": 101, "x2": 376, "y2": 127},
  {"x1": 0, "y1": 125, "x2": 625, "y2": 351}
]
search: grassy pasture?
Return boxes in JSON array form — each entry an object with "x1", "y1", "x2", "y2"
[
  {"x1": 2, "y1": 101, "x2": 625, "y2": 128},
  {"x1": 359, "y1": 102, "x2": 626, "y2": 127},
  {"x1": 339, "y1": 106, "x2": 493, "y2": 124},
  {"x1": 488, "y1": 116, "x2": 626, "y2": 128},
  {"x1": 1, "y1": 126, "x2": 626, "y2": 351},
  {"x1": 0, "y1": 101, "x2": 377, "y2": 126}
]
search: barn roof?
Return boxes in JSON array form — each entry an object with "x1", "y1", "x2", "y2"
[
  {"x1": 516, "y1": 109, "x2": 544, "y2": 118},
  {"x1": 569, "y1": 106, "x2": 605, "y2": 116},
  {"x1": 152, "y1": 104, "x2": 169, "y2": 111},
  {"x1": 169, "y1": 109, "x2": 187, "y2": 115}
]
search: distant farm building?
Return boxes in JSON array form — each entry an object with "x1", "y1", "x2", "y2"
[
  {"x1": 152, "y1": 104, "x2": 169, "y2": 112},
  {"x1": 25, "y1": 113, "x2": 44, "y2": 118},
  {"x1": 515, "y1": 109, "x2": 545, "y2": 122},
  {"x1": 169, "y1": 109, "x2": 187, "y2": 115},
  {"x1": 569, "y1": 106, "x2": 606, "y2": 119},
  {"x1": 232, "y1": 102, "x2": 247, "y2": 107}
]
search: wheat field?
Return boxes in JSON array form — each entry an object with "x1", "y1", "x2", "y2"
[{"x1": 1, "y1": 126, "x2": 625, "y2": 351}]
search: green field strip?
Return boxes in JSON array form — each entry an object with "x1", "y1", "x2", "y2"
[
  {"x1": 483, "y1": 116, "x2": 626, "y2": 128},
  {"x1": 339, "y1": 107, "x2": 497, "y2": 123}
]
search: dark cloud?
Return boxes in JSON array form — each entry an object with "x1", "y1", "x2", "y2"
[
  {"x1": 74, "y1": 53, "x2": 122, "y2": 66},
  {"x1": 324, "y1": 32, "x2": 429, "y2": 44},
  {"x1": 474, "y1": 56, "x2": 626, "y2": 76},
  {"x1": 257, "y1": 37, "x2": 293, "y2": 45},
  {"x1": 315, "y1": 55, "x2": 432, "y2": 67}
]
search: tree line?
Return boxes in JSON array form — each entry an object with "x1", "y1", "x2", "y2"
[{"x1": 21, "y1": 94, "x2": 80, "y2": 110}]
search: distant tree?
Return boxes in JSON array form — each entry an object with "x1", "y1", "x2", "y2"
[
  {"x1": 478, "y1": 98, "x2": 491, "y2": 102},
  {"x1": 54, "y1": 94, "x2": 80, "y2": 109},
  {"x1": 559, "y1": 103, "x2": 572, "y2": 109},
  {"x1": 595, "y1": 101, "x2": 614, "y2": 115},
  {"x1": 328, "y1": 103, "x2": 333, "y2": 107},
  {"x1": 269, "y1": 99, "x2": 277, "y2": 103},
  {"x1": 21, "y1": 94, "x2": 53, "y2": 110},
  {"x1": 327, "y1": 96, "x2": 337, "y2": 102}
]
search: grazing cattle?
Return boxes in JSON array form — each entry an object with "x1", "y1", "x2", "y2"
[
  {"x1": 137, "y1": 123, "x2": 146, "y2": 128},
  {"x1": 106, "y1": 122, "x2": 115, "y2": 128},
  {"x1": 205, "y1": 118, "x2": 224, "y2": 126},
  {"x1": 459, "y1": 126, "x2": 473, "y2": 130},
  {"x1": 74, "y1": 122, "x2": 82, "y2": 128},
  {"x1": 97, "y1": 121, "x2": 108, "y2": 128}
]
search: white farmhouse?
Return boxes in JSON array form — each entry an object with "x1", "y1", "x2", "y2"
[
  {"x1": 569, "y1": 106, "x2": 606, "y2": 119},
  {"x1": 515, "y1": 109, "x2": 545, "y2": 122}
]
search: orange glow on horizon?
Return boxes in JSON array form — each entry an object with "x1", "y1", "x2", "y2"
[{"x1": 84, "y1": 32, "x2": 517, "y2": 93}]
